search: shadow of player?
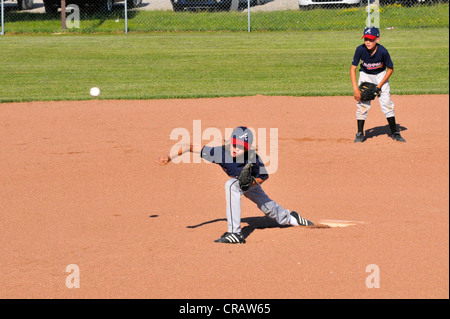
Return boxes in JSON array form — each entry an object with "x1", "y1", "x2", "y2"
[
  {"x1": 364, "y1": 123, "x2": 407, "y2": 140},
  {"x1": 187, "y1": 216, "x2": 290, "y2": 240}
]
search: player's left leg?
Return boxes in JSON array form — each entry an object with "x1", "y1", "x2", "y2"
[
  {"x1": 243, "y1": 185, "x2": 313, "y2": 226},
  {"x1": 378, "y1": 79, "x2": 406, "y2": 142},
  {"x1": 386, "y1": 117, "x2": 405, "y2": 142}
]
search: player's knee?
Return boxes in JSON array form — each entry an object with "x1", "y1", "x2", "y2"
[
  {"x1": 356, "y1": 113, "x2": 368, "y2": 121},
  {"x1": 225, "y1": 178, "x2": 239, "y2": 191},
  {"x1": 382, "y1": 103, "x2": 395, "y2": 118},
  {"x1": 384, "y1": 110, "x2": 395, "y2": 118}
]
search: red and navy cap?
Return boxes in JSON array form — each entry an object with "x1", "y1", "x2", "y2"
[
  {"x1": 362, "y1": 27, "x2": 380, "y2": 40},
  {"x1": 231, "y1": 126, "x2": 253, "y2": 151}
]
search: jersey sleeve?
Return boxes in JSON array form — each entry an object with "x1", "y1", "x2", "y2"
[
  {"x1": 383, "y1": 50, "x2": 394, "y2": 69},
  {"x1": 200, "y1": 145, "x2": 223, "y2": 164},
  {"x1": 351, "y1": 46, "x2": 362, "y2": 66}
]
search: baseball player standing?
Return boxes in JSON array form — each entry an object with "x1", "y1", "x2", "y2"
[
  {"x1": 350, "y1": 27, "x2": 406, "y2": 143},
  {"x1": 156, "y1": 126, "x2": 314, "y2": 244}
]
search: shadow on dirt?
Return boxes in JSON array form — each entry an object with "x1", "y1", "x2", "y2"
[
  {"x1": 188, "y1": 216, "x2": 294, "y2": 239},
  {"x1": 364, "y1": 123, "x2": 407, "y2": 140}
]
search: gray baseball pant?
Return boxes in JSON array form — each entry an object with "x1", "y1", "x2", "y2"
[{"x1": 225, "y1": 178, "x2": 291, "y2": 234}]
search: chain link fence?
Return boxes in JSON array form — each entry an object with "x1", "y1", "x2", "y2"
[{"x1": 1, "y1": 0, "x2": 449, "y2": 34}]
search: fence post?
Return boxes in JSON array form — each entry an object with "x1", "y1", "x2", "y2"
[
  {"x1": 61, "y1": 0, "x2": 66, "y2": 30},
  {"x1": 125, "y1": 0, "x2": 128, "y2": 34},
  {"x1": 248, "y1": 0, "x2": 250, "y2": 32},
  {"x1": 1, "y1": 0, "x2": 4, "y2": 35}
]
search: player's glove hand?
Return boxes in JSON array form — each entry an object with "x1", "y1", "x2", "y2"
[
  {"x1": 238, "y1": 163, "x2": 254, "y2": 191},
  {"x1": 359, "y1": 82, "x2": 381, "y2": 101}
]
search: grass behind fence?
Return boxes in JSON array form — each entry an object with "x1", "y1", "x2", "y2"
[
  {"x1": 0, "y1": 28, "x2": 448, "y2": 102},
  {"x1": 1, "y1": 4, "x2": 449, "y2": 34}
]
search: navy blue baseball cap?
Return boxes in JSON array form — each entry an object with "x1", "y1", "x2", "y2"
[
  {"x1": 362, "y1": 27, "x2": 380, "y2": 40},
  {"x1": 231, "y1": 126, "x2": 253, "y2": 151}
]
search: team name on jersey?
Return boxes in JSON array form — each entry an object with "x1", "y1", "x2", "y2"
[{"x1": 361, "y1": 60, "x2": 384, "y2": 70}]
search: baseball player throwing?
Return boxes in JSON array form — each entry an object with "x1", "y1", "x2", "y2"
[
  {"x1": 350, "y1": 27, "x2": 406, "y2": 143},
  {"x1": 156, "y1": 126, "x2": 314, "y2": 244}
]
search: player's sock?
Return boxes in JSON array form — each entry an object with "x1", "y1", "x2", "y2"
[
  {"x1": 387, "y1": 116, "x2": 397, "y2": 134},
  {"x1": 289, "y1": 214, "x2": 299, "y2": 226},
  {"x1": 357, "y1": 119, "x2": 365, "y2": 133}
]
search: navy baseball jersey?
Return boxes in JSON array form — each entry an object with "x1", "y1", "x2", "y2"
[
  {"x1": 352, "y1": 44, "x2": 393, "y2": 75},
  {"x1": 201, "y1": 145, "x2": 269, "y2": 180}
]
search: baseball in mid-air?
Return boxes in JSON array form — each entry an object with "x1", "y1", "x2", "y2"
[{"x1": 90, "y1": 87, "x2": 100, "y2": 97}]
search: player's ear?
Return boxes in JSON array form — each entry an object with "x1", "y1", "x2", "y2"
[{"x1": 376, "y1": 37, "x2": 380, "y2": 43}]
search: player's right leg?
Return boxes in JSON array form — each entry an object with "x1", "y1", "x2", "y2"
[
  {"x1": 355, "y1": 102, "x2": 370, "y2": 143},
  {"x1": 355, "y1": 73, "x2": 372, "y2": 143}
]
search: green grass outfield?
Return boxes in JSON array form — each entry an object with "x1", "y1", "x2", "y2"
[{"x1": 0, "y1": 28, "x2": 448, "y2": 102}]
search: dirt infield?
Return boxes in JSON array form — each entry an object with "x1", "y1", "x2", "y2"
[{"x1": 0, "y1": 95, "x2": 448, "y2": 299}]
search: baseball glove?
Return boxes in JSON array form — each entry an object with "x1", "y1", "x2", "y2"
[
  {"x1": 238, "y1": 163, "x2": 254, "y2": 191},
  {"x1": 359, "y1": 82, "x2": 381, "y2": 101}
]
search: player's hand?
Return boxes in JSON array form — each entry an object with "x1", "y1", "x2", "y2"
[
  {"x1": 353, "y1": 89, "x2": 361, "y2": 102},
  {"x1": 155, "y1": 155, "x2": 171, "y2": 166}
]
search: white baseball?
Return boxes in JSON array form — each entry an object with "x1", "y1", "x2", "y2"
[{"x1": 90, "y1": 87, "x2": 100, "y2": 97}]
